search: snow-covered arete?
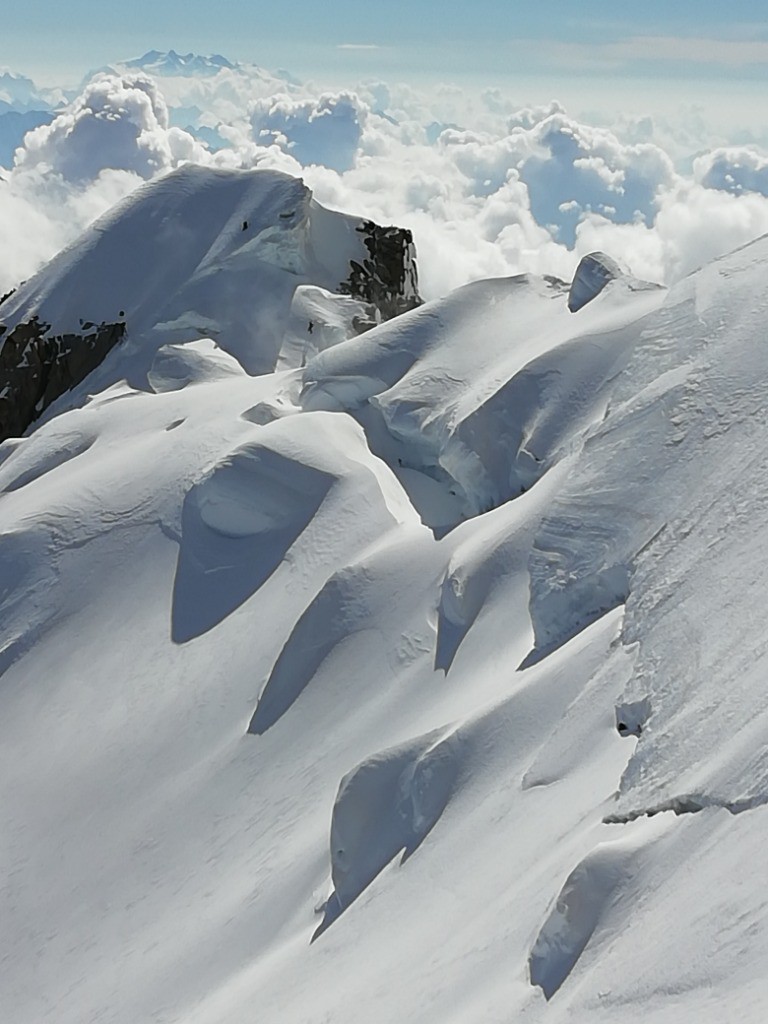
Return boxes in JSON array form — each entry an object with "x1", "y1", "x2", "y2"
[{"x1": 0, "y1": 165, "x2": 420, "y2": 442}]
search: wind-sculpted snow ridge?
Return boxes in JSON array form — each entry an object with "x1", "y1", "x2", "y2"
[
  {"x1": 314, "y1": 608, "x2": 626, "y2": 940},
  {"x1": 6, "y1": 211, "x2": 768, "y2": 1024},
  {"x1": 172, "y1": 412, "x2": 418, "y2": 644},
  {"x1": 302, "y1": 267, "x2": 664, "y2": 530},
  {"x1": 567, "y1": 251, "x2": 622, "y2": 312},
  {"x1": 568, "y1": 251, "x2": 663, "y2": 314},
  {"x1": 0, "y1": 165, "x2": 420, "y2": 442}
]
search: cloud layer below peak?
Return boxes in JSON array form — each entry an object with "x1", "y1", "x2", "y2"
[{"x1": 4, "y1": 65, "x2": 768, "y2": 299}]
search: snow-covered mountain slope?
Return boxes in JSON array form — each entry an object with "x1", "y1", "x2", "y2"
[
  {"x1": 0, "y1": 70, "x2": 52, "y2": 113},
  {"x1": 89, "y1": 50, "x2": 239, "y2": 84},
  {"x1": 0, "y1": 165, "x2": 420, "y2": 442},
  {"x1": 3, "y1": 181, "x2": 768, "y2": 1024}
]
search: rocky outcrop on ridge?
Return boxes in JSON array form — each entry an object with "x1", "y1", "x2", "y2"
[
  {"x1": 340, "y1": 220, "x2": 421, "y2": 328},
  {"x1": 0, "y1": 317, "x2": 125, "y2": 442}
]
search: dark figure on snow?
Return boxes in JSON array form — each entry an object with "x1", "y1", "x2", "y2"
[
  {"x1": 242, "y1": 220, "x2": 248, "y2": 231},
  {"x1": 308, "y1": 321, "x2": 314, "y2": 334}
]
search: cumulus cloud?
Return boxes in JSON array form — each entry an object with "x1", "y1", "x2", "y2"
[
  {"x1": 5, "y1": 63, "x2": 768, "y2": 303},
  {"x1": 436, "y1": 113, "x2": 676, "y2": 245},
  {"x1": 139, "y1": 64, "x2": 304, "y2": 127},
  {"x1": 506, "y1": 101, "x2": 566, "y2": 131},
  {"x1": 298, "y1": 133, "x2": 574, "y2": 296},
  {"x1": 290, "y1": 105, "x2": 676, "y2": 292},
  {"x1": 654, "y1": 180, "x2": 768, "y2": 276},
  {"x1": 15, "y1": 73, "x2": 207, "y2": 183},
  {"x1": 249, "y1": 92, "x2": 367, "y2": 173},
  {"x1": 0, "y1": 175, "x2": 69, "y2": 293},
  {"x1": 0, "y1": 73, "x2": 208, "y2": 293},
  {"x1": 694, "y1": 146, "x2": 768, "y2": 197},
  {"x1": 295, "y1": 101, "x2": 768, "y2": 294},
  {"x1": 571, "y1": 178, "x2": 768, "y2": 284}
]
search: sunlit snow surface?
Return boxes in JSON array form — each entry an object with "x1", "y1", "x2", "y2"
[{"x1": 2, "y1": 170, "x2": 768, "y2": 1023}]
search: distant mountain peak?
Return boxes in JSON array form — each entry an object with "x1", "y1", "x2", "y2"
[
  {"x1": 122, "y1": 50, "x2": 237, "y2": 77},
  {"x1": 0, "y1": 70, "x2": 51, "y2": 113}
]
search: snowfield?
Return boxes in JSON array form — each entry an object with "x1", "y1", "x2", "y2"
[{"x1": 2, "y1": 167, "x2": 768, "y2": 1024}]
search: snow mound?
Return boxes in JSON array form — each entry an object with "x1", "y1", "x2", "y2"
[
  {"x1": 172, "y1": 442, "x2": 332, "y2": 641},
  {"x1": 568, "y1": 251, "x2": 623, "y2": 311},
  {"x1": 530, "y1": 816, "x2": 667, "y2": 999},
  {"x1": 172, "y1": 411, "x2": 414, "y2": 643},
  {"x1": 0, "y1": 425, "x2": 96, "y2": 492},
  {"x1": 318, "y1": 726, "x2": 458, "y2": 932},
  {"x1": 147, "y1": 338, "x2": 244, "y2": 393}
]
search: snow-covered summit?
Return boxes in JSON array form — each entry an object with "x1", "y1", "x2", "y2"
[
  {"x1": 0, "y1": 69, "x2": 52, "y2": 113},
  {"x1": 0, "y1": 165, "x2": 420, "y2": 441},
  {"x1": 119, "y1": 50, "x2": 236, "y2": 78}
]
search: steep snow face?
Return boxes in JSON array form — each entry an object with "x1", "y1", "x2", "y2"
[
  {"x1": 5, "y1": 192, "x2": 768, "y2": 1024},
  {"x1": 0, "y1": 165, "x2": 420, "y2": 441}
]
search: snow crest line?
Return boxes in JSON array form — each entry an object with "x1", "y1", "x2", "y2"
[{"x1": 604, "y1": 792, "x2": 768, "y2": 824}]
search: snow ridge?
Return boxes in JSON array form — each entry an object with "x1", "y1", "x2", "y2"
[
  {"x1": 0, "y1": 166, "x2": 421, "y2": 442},
  {"x1": 3, "y1": 173, "x2": 768, "y2": 1024}
]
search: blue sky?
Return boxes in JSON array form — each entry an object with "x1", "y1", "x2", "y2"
[{"x1": 5, "y1": 0, "x2": 768, "y2": 87}]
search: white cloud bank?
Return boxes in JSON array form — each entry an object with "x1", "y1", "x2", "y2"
[
  {"x1": 250, "y1": 92, "x2": 366, "y2": 173},
  {"x1": 16, "y1": 73, "x2": 206, "y2": 182},
  {"x1": 694, "y1": 146, "x2": 768, "y2": 198},
  {"x1": 4, "y1": 67, "x2": 768, "y2": 299},
  {"x1": 1, "y1": 73, "x2": 211, "y2": 293}
]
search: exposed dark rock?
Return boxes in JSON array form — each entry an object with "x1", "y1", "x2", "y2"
[
  {"x1": 0, "y1": 288, "x2": 16, "y2": 307},
  {"x1": 543, "y1": 274, "x2": 569, "y2": 291},
  {"x1": 0, "y1": 186, "x2": 420, "y2": 443},
  {"x1": 0, "y1": 317, "x2": 125, "y2": 442},
  {"x1": 339, "y1": 220, "x2": 421, "y2": 328}
]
